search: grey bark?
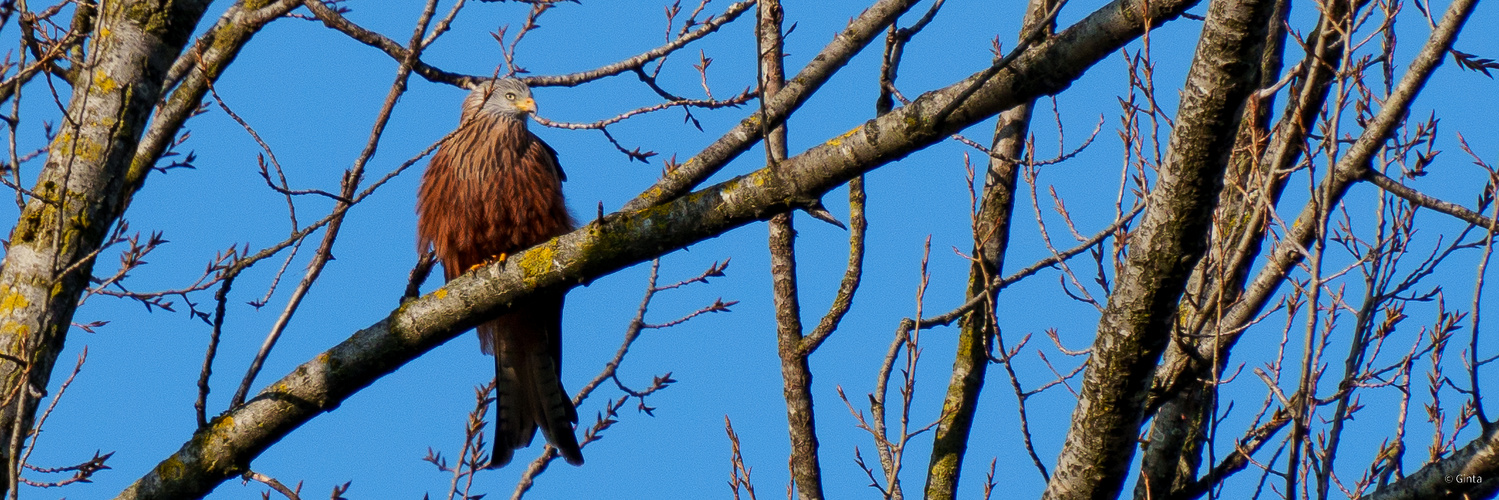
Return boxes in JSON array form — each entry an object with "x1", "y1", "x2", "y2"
[
  {"x1": 623, "y1": 0, "x2": 923, "y2": 211},
  {"x1": 1142, "y1": 0, "x2": 1480, "y2": 494},
  {"x1": 1133, "y1": 0, "x2": 1298, "y2": 494},
  {"x1": 760, "y1": 2, "x2": 827, "y2": 499},
  {"x1": 924, "y1": 0, "x2": 1052, "y2": 496},
  {"x1": 116, "y1": 0, "x2": 1202, "y2": 494},
  {"x1": 1039, "y1": 0, "x2": 1278, "y2": 494},
  {"x1": 1138, "y1": 11, "x2": 1363, "y2": 496},
  {"x1": 0, "y1": 0, "x2": 215, "y2": 495},
  {"x1": 0, "y1": 0, "x2": 306, "y2": 496},
  {"x1": 1360, "y1": 427, "x2": 1499, "y2": 500},
  {"x1": 1152, "y1": 0, "x2": 1475, "y2": 418}
]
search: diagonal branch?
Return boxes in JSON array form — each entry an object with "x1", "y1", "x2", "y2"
[
  {"x1": 1042, "y1": 0, "x2": 1282, "y2": 493},
  {"x1": 1166, "y1": 0, "x2": 1479, "y2": 404},
  {"x1": 302, "y1": 0, "x2": 755, "y2": 89},
  {"x1": 1142, "y1": 0, "x2": 1482, "y2": 495},
  {"x1": 621, "y1": 0, "x2": 926, "y2": 211},
  {"x1": 129, "y1": 0, "x2": 305, "y2": 192},
  {"x1": 925, "y1": 0, "x2": 1046, "y2": 495},
  {"x1": 1358, "y1": 427, "x2": 1499, "y2": 500},
  {"x1": 1364, "y1": 169, "x2": 1499, "y2": 230},
  {"x1": 228, "y1": 0, "x2": 444, "y2": 409},
  {"x1": 113, "y1": 0, "x2": 1203, "y2": 495},
  {"x1": 0, "y1": 0, "x2": 225, "y2": 496}
]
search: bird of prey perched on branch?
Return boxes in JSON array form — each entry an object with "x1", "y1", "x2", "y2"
[{"x1": 416, "y1": 77, "x2": 584, "y2": 468}]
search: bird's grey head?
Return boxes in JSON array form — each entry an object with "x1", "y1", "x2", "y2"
[{"x1": 465, "y1": 78, "x2": 536, "y2": 121}]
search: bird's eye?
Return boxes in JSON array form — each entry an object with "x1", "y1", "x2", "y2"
[{"x1": 505, "y1": 92, "x2": 516, "y2": 100}]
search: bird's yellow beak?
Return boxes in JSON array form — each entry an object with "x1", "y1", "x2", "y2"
[{"x1": 516, "y1": 97, "x2": 536, "y2": 114}]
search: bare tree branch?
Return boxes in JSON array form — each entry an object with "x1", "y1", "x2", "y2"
[
  {"x1": 0, "y1": 1, "x2": 219, "y2": 495},
  {"x1": 925, "y1": 0, "x2": 1044, "y2": 495},
  {"x1": 622, "y1": 0, "x2": 926, "y2": 211},
  {"x1": 1042, "y1": 0, "x2": 1281, "y2": 493},
  {"x1": 112, "y1": 0, "x2": 1206, "y2": 493},
  {"x1": 303, "y1": 0, "x2": 756, "y2": 89}
]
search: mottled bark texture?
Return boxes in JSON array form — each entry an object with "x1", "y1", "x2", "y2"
[
  {"x1": 1149, "y1": 0, "x2": 1471, "y2": 436},
  {"x1": 1132, "y1": 0, "x2": 1293, "y2": 495},
  {"x1": 771, "y1": 210, "x2": 825, "y2": 500},
  {"x1": 0, "y1": 0, "x2": 303, "y2": 496},
  {"x1": 119, "y1": 0, "x2": 1202, "y2": 495},
  {"x1": 1359, "y1": 426, "x2": 1499, "y2": 500},
  {"x1": 759, "y1": 2, "x2": 827, "y2": 499},
  {"x1": 923, "y1": 101, "x2": 1029, "y2": 500},
  {"x1": 0, "y1": 0, "x2": 214, "y2": 495},
  {"x1": 924, "y1": 1, "x2": 1051, "y2": 497},
  {"x1": 1136, "y1": 0, "x2": 1480, "y2": 496},
  {"x1": 1138, "y1": 11, "x2": 1360, "y2": 494},
  {"x1": 1039, "y1": 0, "x2": 1277, "y2": 495}
]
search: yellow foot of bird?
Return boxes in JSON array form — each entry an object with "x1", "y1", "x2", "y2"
[{"x1": 468, "y1": 253, "x2": 508, "y2": 272}]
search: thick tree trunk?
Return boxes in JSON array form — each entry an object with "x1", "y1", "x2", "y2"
[
  {"x1": 0, "y1": 0, "x2": 301, "y2": 495},
  {"x1": 1139, "y1": 10, "x2": 1355, "y2": 488},
  {"x1": 1040, "y1": 0, "x2": 1277, "y2": 495},
  {"x1": 1132, "y1": 0, "x2": 1294, "y2": 496},
  {"x1": 1136, "y1": 0, "x2": 1478, "y2": 494},
  {"x1": 0, "y1": 0, "x2": 213, "y2": 494}
]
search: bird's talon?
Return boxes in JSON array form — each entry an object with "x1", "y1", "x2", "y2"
[{"x1": 467, "y1": 253, "x2": 509, "y2": 272}]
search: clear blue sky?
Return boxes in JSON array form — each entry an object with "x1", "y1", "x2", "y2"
[{"x1": 3, "y1": 0, "x2": 1497, "y2": 498}]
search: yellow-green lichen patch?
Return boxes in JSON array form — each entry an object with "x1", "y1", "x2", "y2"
[
  {"x1": 517, "y1": 242, "x2": 559, "y2": 284},
  {"x1": 54, "y1": 132, "x2": 105, "y2": 164},
  {"x1": 646, "y1": 203, "x2": 676, "y2": 233},
  {"x1": 0, "y1": 287, "x2": 29, "y2": 315},
  {"x1": 125, "y1": 3, "x2": 174, "y2": 35},
  {"x1": 262, "y1": 380, "x2": 294, "y2": 401},
  {"x1": 578, "y1": 220, "x2": 638, "y2": 264},
  {"x1": 68, "y1": 211, "x2": 93, "y2": 232},
  {"x1": 154, "y1": 455, "x2": 186, "y2": 480},
  {"x1": 638, "y1": 186, "x2": 665, "y2": 204},
  {"x1": 827, "y1": 127, "x2": 858, "y2": 147},
  {"x1": 0, "y1": 322, "x2": 28, "y2": 338},
  {"x1": 211, "y1": 414, "x2": 235, "y2": 433},
  {"x1": 0, "y1": 287, "x2": 32, "y2": 338},
  {"x1": 15, "y1": 211, "x2": 42, "y2": 243},
  {"x1": 319, "y1": 352, "x2": 340, "y2": 377},
  {"x1": 93, "y1": 70, "x2": 118, "y2": 94},
  {"x1": 50, "y1": 132, "x2": 71, "y2": 156},
  {"x1": 434, "y1": 289, "x2": 447, "y2": 300}
]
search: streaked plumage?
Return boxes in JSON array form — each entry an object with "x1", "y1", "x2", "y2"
[{"x1": 416, "y1": 78, "x2": 583, "y2": 468}]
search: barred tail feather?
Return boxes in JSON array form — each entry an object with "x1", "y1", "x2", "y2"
[
  {"x1": 485, "y1": 322, "x2": 536, "y2": 469},
  {"x1": 528, "y1": 350, "x2": 584, "y2": 465},
  {"x1": 483, "y1": 319, "x2": 583, "y2": 468}
]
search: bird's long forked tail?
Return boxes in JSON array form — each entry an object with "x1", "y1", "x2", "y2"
[{"x1": 487, "y1": 324, "x2": 584, "y2": 468}]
